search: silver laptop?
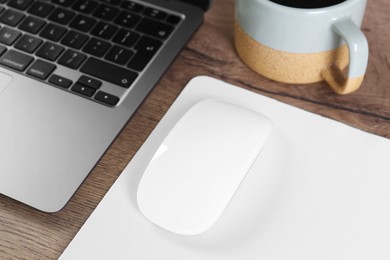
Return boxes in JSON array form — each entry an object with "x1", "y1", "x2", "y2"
[{"x1": 0, "y1": 0, "x2": 210, "y2": 212}]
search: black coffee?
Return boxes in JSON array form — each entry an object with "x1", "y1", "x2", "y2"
[{"x1": 269, "y1": 0, "x2": 346, "y2": 9}]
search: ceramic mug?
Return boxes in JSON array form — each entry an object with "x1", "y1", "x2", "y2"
[{"x1": 234, "y1": 0, "x2": 369, "y2": 94}]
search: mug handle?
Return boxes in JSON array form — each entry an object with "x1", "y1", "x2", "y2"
[{"x1": 321, "y1": 18, "x2": 369, "y2": 95}]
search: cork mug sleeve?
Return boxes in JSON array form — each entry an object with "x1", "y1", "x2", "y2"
[{"x1": 321, "y1": 18, "x2": 369, "y2": 95}]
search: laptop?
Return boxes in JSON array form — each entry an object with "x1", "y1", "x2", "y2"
[{"x1": 0, "y1": 0, "x2": 210, "y2": 212}]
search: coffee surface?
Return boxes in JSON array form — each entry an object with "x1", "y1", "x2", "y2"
[{"x1": 269, "y1": 0, "x2": 346, "y2": 9}]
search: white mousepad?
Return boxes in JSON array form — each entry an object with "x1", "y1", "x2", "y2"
[{"x1": 61, "y1": 76, "x2": 390, "y2": 260}]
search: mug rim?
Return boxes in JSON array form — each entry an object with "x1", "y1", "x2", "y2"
[{"x1": 262, "y1": 0, "x2": 356, "y2": 13}]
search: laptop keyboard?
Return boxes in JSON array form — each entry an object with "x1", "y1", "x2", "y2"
[{"x1": 0, "y1": 0, "x2": 182, "y2": 106}]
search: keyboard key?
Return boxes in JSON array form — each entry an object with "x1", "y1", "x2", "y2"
[
  {"x1": 80, "y1": 57, "x2": 138, "y2": 88},
  {"x1": 8, "y1": 0, "x2": 34, "y2": 10},
  {"x1": 134, "y1": 36, "x2": 162, "y2": 53},
  {"x1": 19, "y1": 16, "x2": 46, "y2": 34},
  {"x1": 94, "y1": 91, "x2": 119, "y2": 106},
  {"x1": 69, "y1": 14, "x2": 96, "y2": 32},
  {"x1": 0, "y1": 9, "x2": 25, "y2": 27},
  {"x1": 100, "y1": 0, "x2": 121, "y2": 5},
  {"x1": 127, "y1": 36, "x2": 162, "y2": 71},
  {"x1": 127, "y1": 53, "x2": 149, "y2": 72},
  {"x1": 112, "y1": 28, "x2": 139, "y2": 47},
  {"x1": 71, "y1": 83, "x2": 96, "y2": 97},
  {"x1": 14, "y1": 34, "x2": 42, "y2": 53},
  {"x1": 51, "y1": 0, "x2": 76, "y2": 7},
  {"x1": 72, "y1": 0, "x2": 98, "y2": 13},
  {"x1": 58, "y1": 49, "x2": 86, "y2": 69},
  {"x1": 114, "y1": 11, "x2": 140, "y2": 29},
  {"x1": 136, "y1": 18, "x2": 173, "y2": 39},
  {"x1": 40, "y1": 23, "x2": 67, "y2": 41},
  {"x1": 48, "y1": 7, "x2": 74, "y2": 24},
  {"x1": 93, "y1": 4, "x2": 119, "y2": 21},
  {"x1": 0, "y1": 45, "x2": 7, "y2": 56},
  {"x1": 105, "y1": 45, "x2": 133, "y2": 65},
  {"x1": 120, "y1": 1, "x2": 144, "y2": 13},
  {"x1": 61, "y1": 30, "x2": 88, "y2": 49},
  {"x1": 143, "y1": 7, "x2": 167, "y2": 20},
  {"x1": 77, "y1": 75, "x2": 101, "y2": 89},
  {"x1": 0, "y1": 49, "x2": 34, "y2": 71},
  {"x1": 0, "y1": 27, "x2": 21, "y2": 45},
  {"x1": 28, "y1": 1, "x2": 54, "y2": 17},
  {"x1": 49, "y1": 74, "x2": 72, "y2": 88},
  {"x1": 83, "y1": 37, "x2": 110, "y2": 57},
  {"x1": 36, "y1": 42, "x2": 64, "y2": 61},
  {"x1": 167, "y1": 15, "x2": 182, "y2": 25},
  {"x1": 91, "y1": 21, "x2": 118, "y2": 39},
  {"x1": 27, "y1": 59, "x2": 56, "y2": 79}
]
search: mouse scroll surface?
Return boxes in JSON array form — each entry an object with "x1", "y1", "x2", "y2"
[{"x1": 137, "y1": 99, "x2": 272, "y2": 235}]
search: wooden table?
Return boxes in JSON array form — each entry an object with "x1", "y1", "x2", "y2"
[{"x1": 1, "y1": 0, "x2": 389, "y2": 258}]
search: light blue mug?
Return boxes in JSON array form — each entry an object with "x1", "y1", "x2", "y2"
[{"x1": 235, "y1": 0, "x2": 369, "y2": 94}]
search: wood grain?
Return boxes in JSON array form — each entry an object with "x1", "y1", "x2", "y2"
[{"x1": 1, "y1": 0, "x2": 389, "y2": 259}]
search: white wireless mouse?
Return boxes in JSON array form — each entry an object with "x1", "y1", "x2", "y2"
[{"x1": 137, "y1": 99, "x2": 272, "y2": 235}]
